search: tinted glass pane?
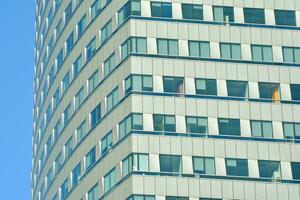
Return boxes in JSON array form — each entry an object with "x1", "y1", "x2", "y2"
[{"x1": 291, "y1": 162, "x2": 300, "y2": 179}]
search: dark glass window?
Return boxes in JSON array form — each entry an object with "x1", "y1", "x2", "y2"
[
  {"x1": 157, "y1": 39, "x2": 179, "y2": 56},
  {"x1": 125, "y1": 75, "x2": 153, "y2": 94},
  {"x1": 275, "y1": 10, "x2": 296, "y2": 26},
  {"x1": 166, "y1": 197, "x2": 189, "y2": 200},
  {"x1": 283, "y1": 122, "x2": 300, "y2": 139},
  {"x1": 291, "y1": 84, "x2": 300, "y2": 101},
  {"x1": 119, "y1": 114, "x2": 143, "y2": 139},
  {"x1": 258, "y1": 160, "x2": 281, "y2": 179},
  {"x1": 218, "y1": 118, "x2": 241, "y2": 136},
  {"x1": 101, "y1": 131, "x2": 113, "y2": 154},
  {"x1": 182, "y1": 4, "x2": 203, "y2": 20},
  {"x1": 213, "y1": 6, "x2": 234, "y2": 22},
  {"x1": 90, "y1": 104, "x2": 101, "y2": 127},
  {"x1": 151, "y1": 2, "x2": 172, "y2": 18},
  {"x1": 220, "y1": 43, "x2": 241, "y2": 60},
  {"x1": 85, "y1": 147, "x2": 96, "y2": 170},
  {"x1": 258, "y1": 82, "x2": 280, "y2": 100},
  {"x1": 126, "y1": 195, "x2": 155, "y2": 200},
  {"x1": 283, "y1": 47, "x2": 300, "y2": 64},
  {"x1": 159, "y1": 155, "x2": 182, "y2": 173},
  {"x1": 163, "y1": 77, "x2": 184, "y2": 94},
  {"x1": 244, "y1": 8, "x2": 265, "y2": 24},
  {"x1": 186, "y1": 116, "x2": 207, "y2": 134},
  {"x1": 226, "y1": 80, "x2": 248, "y2": 97},
  {"x1": 193, "y1": 157, "x2": 215, "y2": 174},
  {"x1": 291, "y1": 162, "x2": 300, "y2": 180},
  {"x1": 188, "y1": 41, "x2": 210, "y2": 58},
  {"x1": 251, "y1": 120, "x2": 273, "y2": 138},
  {"x1": 226, "y1": 158, "x2": 248, "y2": 177},
  {"x1": 118, "y1": 0, "x2": 141, "y2": 25},
  {"x1": 251, "y1": 45, "x2": 273, "y2": 62},
  {"x1": 153, "y1": 114, "x2": 175, "y2": 132},
  {"x1": 121, "y1": 37, "x2": 147, "y2": 59},
  {"x1": 195, "y1": 79, "x2": 217, "y2": 95}
]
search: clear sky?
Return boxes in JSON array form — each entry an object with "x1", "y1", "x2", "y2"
[{"x1": 0, "y1": 1, "x2": 34, "y2": 199}]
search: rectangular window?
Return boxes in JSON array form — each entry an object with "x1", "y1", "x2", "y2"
[
  {"x1": 226, "y1": 80, "x2": 248, "y2": 97},
  {"x1": 122, "y1": 153, "x2": 149, "y2": 177},
  {"x1": 101, "y1": 131, "x2": 113, "y2": 155},
  {"x1": 244, "y1": 8, "x2": 265, "y2": 24},
  {"x1": 291, "y1": 84, "x2": 300, "y2": 101},
  {"x1": 88, "y1": 70, "x2": 99, "y2": 93},
  {"x1": 91, "y1": 0, "x2": 101, "y2": 19},
  {"x1": 226, "y1": 158, "x2": 248, "y2": 177},
  {"x1": 195, "y1": 78, "x2": 217, "y2": 95},
  {"x1": 103, "y1": 53, "x2": 115, "y2": 77},
  {"x1": 65, "y1": 136, "x2": 73, "y2": 158},
  {"x1": 291, "y1": 162, "x2": 300, "y2": 180},
  {"x1": 218, "y1": 118, "x2": 241, "y2": 136},
  {"x1": 47, "y1": 167, "x2": 53, "y2": 185},
  {"x1": 188, "y1": 41, "x2": 210, "y2": 58},
  {"x1": 275, "y1": 10, "x2": 296, "y2": 26},
  {"x1": 76, "y1": 120, "x2": 86, "y2": 143},
  {"x1": 166, "y1": 197, "x2": 188, "y2": 200},
  {"x1": 56, "y1": 49, "x2": 64, "y2": 71},
  {"x1": 73, "y1": 54, "x2": 83, "y2": 77},
  {"x1": 157, "y1": 39, "x2": 178, "y2": 56},
  {"x1": 182, "y1": 4, "x2": 203, "y2": 20},
  {"x1": 53, "y1": 119, "x2": 61, "y2": 139},
  {"x1": 213, "y1": 6, "x2": 234, "y2": 22},
  {"x1": 251, "y1": 120, "x2": 273, "y2": 138},
  {"x1": 90, "y1": 104, "x2": 101, "y2": 127},
  {"x1": 283, "y1": 47, "x2": 300, "y2": 64},
  {"x1": 101, "y1": 20, "x2": 112, "y2": 43},
  {"x1": 66, "y1": 32, "x2": 74, "y2": 54},
  {"x1": 193, "y1": 157, "x2": 215, "y2": 175},
  {"x1": 118, "y1": 0, "x2": 141, "y2": 25},
  {"x1": 86, "y1": 37, "x2": 96, "y2": 60},
  {"x1": 151, "y1": 2, "x2": 172, "y2": 18},
  {"x1": 56, "y1": 19, "x2": 63, "y2": 36},
  {"x1": 220, "y1": 43, "x2": 241, "y2": 60},
  {"x1": 77, "y1": 14, "x2": 86, "y2": 37},
  {"x1": 60, "y1": 178, "x2": 68, "y2": 200},
  {"x1": 107, "y1": 87, "x2": 119, "y2": 112},
  {"x1": 258, "y1": 160, "x2": 281, "y2": 179},
  {"x1": 163, "y1": 77, "x2": 184, "y2": 94},
  {"x1": 49, "y1": 65, "x2": 55, "y2": 86},
  {"x1": 153, "y1": 114, "x2": 176, "y2": 132},
  {"x1": 119, "y1": 113, "x2": 143, "y2": 139},
  {"x1": 63, "y1": 103, "x2": 72, "y2": 125},
  {"x1": 61, "y1": 71, "x2": 70, "y2": 94},
  {"x1": 283, "y1": 122, "x2": 300, "y2": 139},
  {"x1": 121, "y1": 37, "x2": 147, "y2": 60},
  {"x1": 55, "y1": 152, "x2": 62, "y2": 173},
  {"x1": 46, "y1": 136, "x2": 52, "y2": 155},
  {"x1": 104, "y1": 168, "x2": 116, "y2": 192},
  {"x1": 85, "y1": 147, "x2": 96, "y2": 170},
  {"x1": 87, "y1": 184, "x2": 99, "y2": 200},
  {"x1": 72, "y1": 163, "x2": 81, "y2": 185},
  {"x1": 251, "y1": 45, "x2": 273, "y2": 62},
  {"x1": 125, "y1": 75, "x2": 153, "y2": 94},
  {"x1": 258, "y1": 82, "x2": 280, "y2": 101},
  {"x1": 160, "y1": 155, "x2": 182, "y2": 173},
  {"x1": 75, "y1": 86, "x2": 84, "y2": 110},
  {"x1": 186, "y1": 116, "x2": 207, "y2": 134},
  {"x1": 64, "y1": 2, "x2": 72, "y2": 23},
  {"x1": 126, "y1": 195, "x2": 155, "y2": 200}
]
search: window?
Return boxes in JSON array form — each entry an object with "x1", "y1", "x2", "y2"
[
  {"x1": 126, "y1": 195, "x2": 155, "y2": 200},
  {"x1": 258, "y1": 82, "x2": 280, "y2": 101},
  {"x1": 73, "y1": 54, "x2": 83, "y2": 77},
  {"x1": 60, "y1": 178, "x2": 68, "y2": 200},
  {"x1": 46, "y1": 136, "x2": 52, "y2": 155},
  {"x1": 121, "y1": 37, "x2": 147, "y2": 59},
  {"x1": 103, "y1": 53, "x2": 115, "y2": 77},
  {"x1": 122, "y1": 154, "x2": 149, "y2": 177},
  {"x1": 86, "y1": 37, "x2": 96, "y2": 60},
  {"x1": 226, "y1": 80, "x2": 248, "y2": 97},
  {"x1": 163, "y1": 77, "x2": 184, "y2": 94},
  {"x1": 56, "y1": 49, "x2": 64, "y2": 71},
  {"x1": 72, "y1": 163, "x2": 81, "y2": 185},
  {"x1": 90, "y1": 104, "x2": 101, "y2": 127},
  {"x1": 91, "y1": 0, "x2": 101, "y2": 19},
  {"x1": 218, "y1": 118, "x2": 241, "y2": 136},
  {"x1": 76, "y1": 120, "x2": 86, "y2": 143},
  {"x1": 125, "y1": 75, "x2": 153, "y2": 94},
  {"x1": 63, "y1": 103, "x2": 72, "y2": 125},
  {"x1": 283, "y1": 122, "x2": 300, "y2": 139},
  {"x1": 251, "y1": 120, "x2": 273, "y2": 138},
  {"x1": 157, "y1": 39, "x2": 178, "y2": 56},
  {"x1": 75, "y1": 86, "x2": 84, "y2": 110},
  {"x1": 258, "y1": 160, "x2": 281, "y2": 179},
  {"x1": 119, "y1": 113, "x2": 143, "y2": 139},
  {"x1": 200, "y1": 198, "x2": 222, "y2": 200},
  {"x1": 65, "y1": 136, "x2": 73, "y2": 158},
  {"x1": 104, "y1": 168, "x2": 116, "y2": 192},
  {"x1": 101, "y1": 20, "x2": 112, "y2": 43},
  {"x1": 186, "y1": 116, "x2": 207, "y2": 134},
  {"x1": 151, "y1": 2, "x2": 172, "y2": 18},
  {"x1": 283, "y1": 47, "x2": 300, "y2": 64},
  {"x1": 226, "y1": 158, "x2": 248, "y2": 176},
  {"x1": 47, "y1": 167, "x2": 53, "y2": 185},
  {"x1": 64, "y1": 3, "x2": 72, "y2": 23},
  {"x1": 101, "y1": 131, "x2": 113, "y2": 154},
  {"x1": 61, "y1": 72, "x2": 70, "y2": 93},
  {"x1": 56, "y1": 19, "x2": 63, "y2": 36},
  {"x1": 244, "y1": 8, "x2": 265, "y2": 24},
  {"x1": 55, "y1": 152, "x2": 62, "y2": 173},
  {"x1": 166, "y1": 197, "x2": 188, "y2": 200},
  {"x1": 213, "y1": 6, "x2": 234, "y2": 22},
  {"x1": 291, "y1": 162, "x2": 300, "y2": 180},
  {"x1": 77, "y1": 15, "x2": 86, "y2": 37},
  {"x1": 291, "y1": 84, "x2": 300, "y2": 101},
  {"x1": 87, "y1": 184, "x2": 99, "y2": 200},
  {"x1": 182, "y1": 4, "x2": 203, "y2": 20},
  {"x1": 106, "y1": 87, "x2": 118, "y2": 112},
  {"x1": 66, "y1": 32, "x2": 74, "y2": 54},
  {"x1": 85, "y1": 147, "x2": 96, "y2": 170},
  {"x1": 193, "y1": 157, "x2": 215, "y2": 175},
  {"x1": 251, "y1": 45, "x2": 273, "y2": 62},
  {"x1": 188, "y1": 41, "x2": 210, "y2": 58},
  {"x1": 195, "y1": 79, "x2": 217, "y2": 95},
  {"x1": 118, "y1": 0, "x2": 141, "y2": 25},
  {"x1": 49, "y1": 65, "x2": 55, "y2": 86},
  {"x1": 159, "y1": 155, "x2": 182, "y2": 173},
  {"x1": 275, "y1": 10, "x2": 296, "y2": 26},
  {"x1": 153, "y1": 114, "x2": 175, "y2": 132},
  {"x1": 88, "y1": 70, "x2": 99, "y2": 93},
  {"x1": 220, "y1": 43, "x2": 241, "y2": 60},
  {"x1": 53, "y1": 119, "x2": 61, "y2": 139}
]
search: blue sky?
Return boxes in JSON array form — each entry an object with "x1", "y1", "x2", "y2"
[{"x1": 0, "y1": 1, "x2": 34, "y2": 199}]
